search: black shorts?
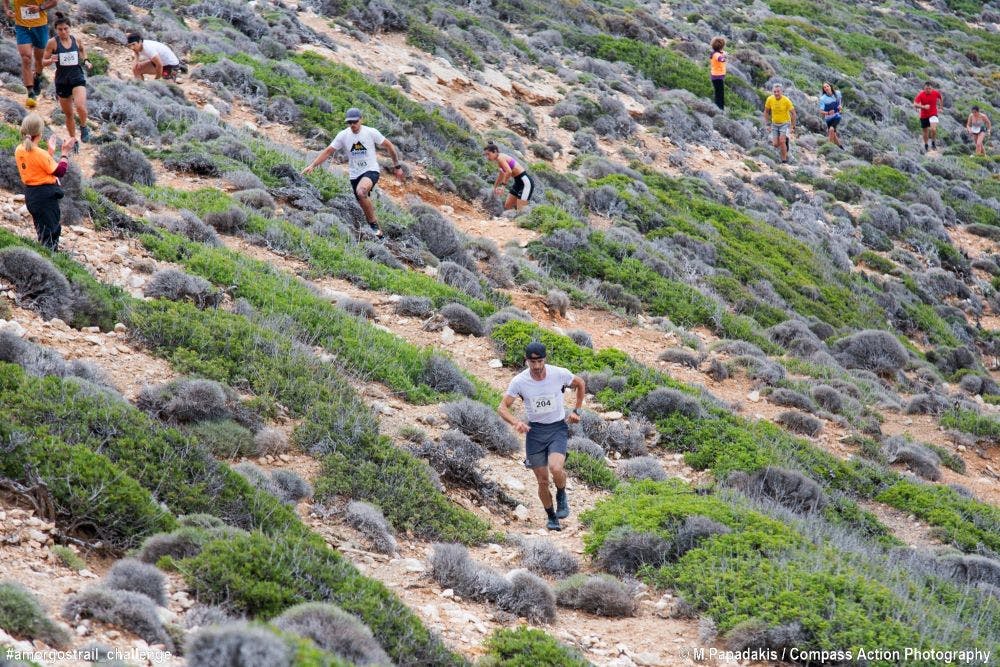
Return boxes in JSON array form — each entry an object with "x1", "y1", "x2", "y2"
[
  {"x1": 55, "y1": 76, "x2": 86, "y2": 99},
  {"x1": 509, "y1": 172, "x2": 534, "y2": 202},
  {"x1": 920, "y1": 117, "x2": 931, "y2": 129},
  {"x1": 825, "y1": 116, "x2": 841, "y2": 129},
  {"x1": 524, "y1": 420, "x2": 568, "y2": 469},
  {"x1": 350, "y1": 170, "x2": 380, "y2": 197}
]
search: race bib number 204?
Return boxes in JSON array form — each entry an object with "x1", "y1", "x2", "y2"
[{"x1": 531, "y1": 394, "x2": 556, "y2": 415}]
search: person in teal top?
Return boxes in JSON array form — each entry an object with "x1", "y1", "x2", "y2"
[{"x1": 818, "y1": 82, "x2": 843, "y2": 148}]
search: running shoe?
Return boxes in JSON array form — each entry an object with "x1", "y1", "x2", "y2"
[
  {"x1": 80, "y1": 125, "x2": 91, "y2": 143},
  {"x1": 32, "y1": 73, "x2": 41, "y2": 96},
  {"x1": 556, "y1": 489, "x2": 570, "y2": 519},
  {"x1": 546, "y1": 516, "x2": 561, "y2": 531},
  {"x1": 25, "y1": 92, "x2": 37, "y2": 109}
]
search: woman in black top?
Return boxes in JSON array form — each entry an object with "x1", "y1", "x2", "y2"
[{"x1": 42, "y1": 13, "x2": 92, "y2": 151}]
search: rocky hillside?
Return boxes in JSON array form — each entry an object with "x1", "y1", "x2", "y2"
[{"x1": 0, "y1": 0, "x2": 998, "y2": 665}]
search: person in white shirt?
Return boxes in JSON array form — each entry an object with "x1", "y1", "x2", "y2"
[
  {"x1": 302, "y1": 107, "x2": 404, "y2": 239},
  {"x1": 498, "y1": 342, "x2": 586, "y2": 531},
  {"x1": 126, "y1": 32, "x2": 180, "y2": 80}
]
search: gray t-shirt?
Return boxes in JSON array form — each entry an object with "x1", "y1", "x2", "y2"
[
  {"x1": 329, "y1": 125, "x2": 386, "y2": 179},
  {"x1": 505, "y1": 364, "x2": 575, "y2": 425}
]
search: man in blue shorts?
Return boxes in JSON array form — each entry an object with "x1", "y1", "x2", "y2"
[
  {"x1": 498, "y1": 342, "x2": 586, "y2": 531},
  {"x1": 3, "y1": 0, "x2": 57, "y2": 108}
]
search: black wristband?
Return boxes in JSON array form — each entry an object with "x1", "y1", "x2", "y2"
[{"x1": 393, "y1": 164, "x2": 402, "y2": 170}]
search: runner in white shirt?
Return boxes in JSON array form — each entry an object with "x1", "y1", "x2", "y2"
[
  {"x1": 126, "y1": 32, "x2": 181, "y2": 80},
  {"x1": 498, "y1": 341, "x2": 586, "y2": 531},
  {"x1": 302, "y1": 107, "x2": 404, "y2": 239}
]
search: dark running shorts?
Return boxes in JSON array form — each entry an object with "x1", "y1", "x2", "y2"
[
  {"x1": 55, "y1": 76, "x2": 86, "y2": 99},
  {"x1": 350, "y1": 170, "x2": 380, "y2": 197},
  {"x1": 825, "y1": 116, "x2": 841, "y2": 129},
  {"x1": 920, "y1": 117, "x2": 931, "y2": 129},
  {"x1": 524, "y1": 420, "x2": 568, "y2": 469},
  {"x1": 509, "y1": 172, "x2": 534, "y2": 202}
]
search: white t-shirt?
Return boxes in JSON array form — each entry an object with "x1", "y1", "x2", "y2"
[
  {"x1": 505, "y1": 364, "x2": 575, "y2": 425},
  {"x1": 329, "y1": 125, "x2": 386, "y2": 179},
  {"x1": 140, "y1": 40, "x2": 179, "y2": 67}
]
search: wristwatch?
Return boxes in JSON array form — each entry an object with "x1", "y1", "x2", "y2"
[{"x1": 572, "y1": 408, "x2": 581, "y2": 416}]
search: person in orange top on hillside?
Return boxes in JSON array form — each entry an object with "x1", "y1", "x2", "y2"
[
  {"x1": 14, "y1": 113, "x2": 75, "y2": 251},
  {"x1": 710, "y1": 36, "x2": 727, "y2": 110}
]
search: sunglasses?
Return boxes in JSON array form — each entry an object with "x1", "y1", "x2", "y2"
[{"x1": 345, "y1": 119, "x2": 361, "y2": 125}]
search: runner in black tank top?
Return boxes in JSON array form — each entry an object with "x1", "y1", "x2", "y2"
[{"x1": 42, "y1": 13, "x2": 92, "y2": 150}]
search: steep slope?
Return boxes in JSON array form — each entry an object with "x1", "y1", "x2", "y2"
[{"x1": 0, "y1": 0, "x2": 998, "y2": 665}]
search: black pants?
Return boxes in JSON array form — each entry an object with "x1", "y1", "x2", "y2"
[
  {"x1": 712, "y1": 78, "x2": 725, "y2": 110},
  {"x1": 24, "y1": 184, "x2": 63, "y2": 251}
]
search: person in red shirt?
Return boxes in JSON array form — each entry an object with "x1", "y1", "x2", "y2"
[{"x1": 913, "y1": 81, "x2": 943, "y2": 153}]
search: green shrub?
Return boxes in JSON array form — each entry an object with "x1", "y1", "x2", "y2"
[
  {"x1": 565, "y1": 452, "x2": 618, "y2": 491},
  {"x1": 188, "y1": 419, "x2": 258, "y2": 459},
  {"x1": 0, "y1": 362, "x2": 296, "y2": 538},
  {"x1": 875, "y1": 481, "x2": 1000, "y2": 553},
  {"x1": 139, "y1": 229, "x2": 493, "y2": 404},
  {"x1": 0, "y1": 417, "x2": 174, "y2": 551},
  {"x1": 128, "y1": 300, "x2": 486, "y2": 543},
  {"x1": 50, "y1": 546, "x2": 86, "y2": 572},
  {"x1": 480, "y1": 627, "x2": 590, "y2": 667},
  {"x1": 836, "y1": 165, "x2": 912, "y2": 199},
  {"x1": 586, "y1": 481, "x2": 999, "y2": 657},
  {"x1": 940, "y1": 408, "x2": 1000, "y2": 439},
  {"x1": 316, "y1": 444, "x2": 491, "y2": 544},
  {"x1": 0, "y1": 581, "x2": 71, "y2": 648},
  {"x1": 179, "y1": 531, "x2": 464, "y2": 667}
]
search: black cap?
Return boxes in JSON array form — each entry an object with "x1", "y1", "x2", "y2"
[
  {"x1": 525, "y1": 342, "x2": 546, "y2": 359},
  {"x1": 126, "y1": 33, "x2": 142, "y2": 44}
]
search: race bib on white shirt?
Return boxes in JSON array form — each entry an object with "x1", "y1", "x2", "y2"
[
  {"x1": 20, "y1": 5, "x2": 40, "y2": 20},
  {"x1": 530, "y1": 394, "x2": 557, "y2": 416},
  {"x1": 58, "y1": 51, "x2": 79, "y2": 66}
]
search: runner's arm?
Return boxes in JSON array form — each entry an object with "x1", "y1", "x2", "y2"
[
  {"x1": 379, "y1": 139, "x2": 404, "y2": 175},
  {"x1": 498, "y1": 394, "x2": 530, "y2": 434},
  {"x1": 790, "y1": 107, "x2": 797, "y2": 133},
  {"x1": 494, "y1": 158, "x2": 512, "y2": 188},
  {"x1": 302, "y1": 146, "x2": 335, "y2": 174},
  {"x1": 566, "y1": 375, "x2": 586, "y2": 424},
  {"x1": 40, "y1": 0, "x2": 58, "y2": 9},
  {"x1": 1, "y1": 2, "x2": 11, "y2": 18},
  {"x1": 41, "y1": 39, "x2": 56, "y2": 67}
]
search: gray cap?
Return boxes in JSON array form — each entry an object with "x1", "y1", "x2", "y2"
[{"x1": 345, "y1": 107, "x2": 363, "y2": 122}]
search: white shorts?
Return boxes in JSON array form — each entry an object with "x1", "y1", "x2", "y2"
[{"x1": 929, "y1": 115, "x2": 939, "y2": 125}]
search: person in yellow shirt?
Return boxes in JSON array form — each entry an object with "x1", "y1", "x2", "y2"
[
  {"x1": 3, "y1": 0, "x2": 59, "y2": 108},
  {"x1": 14, "y1": 113, "x2": 76, "y2": 251},
  {"x1": 763, "y1": 83, "x2": 797, "y2": 163}
]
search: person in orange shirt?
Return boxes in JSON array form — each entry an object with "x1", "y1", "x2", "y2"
[
  {"x1": 14, "y1": 113, "x2": 75, "y2": 251},
  {"x1": 3, "y1": 0, "x2": 59, "y2": 108},
  {"x1": 710, "y1": 36, "x2": 727, "y2": 110}
]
